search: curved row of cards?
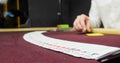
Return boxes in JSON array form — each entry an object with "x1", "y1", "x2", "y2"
[{"x1": 23, "y1": 31, "x2": 120, "y2": 62}]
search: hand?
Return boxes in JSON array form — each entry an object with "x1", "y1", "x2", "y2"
[{"x1": 73, "y1": 14, "x2": 91, "y2": 32}]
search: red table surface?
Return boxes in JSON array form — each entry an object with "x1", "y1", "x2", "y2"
[{"x1": 0, "y1": 31, "x2": 120, "y2": 63}]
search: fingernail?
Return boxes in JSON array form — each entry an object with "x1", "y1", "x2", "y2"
[{"x1": 82, "y1": 28, "x2": 86, "y2": 33}]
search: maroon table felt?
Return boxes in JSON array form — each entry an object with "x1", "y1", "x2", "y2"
[{"x1": 0, "y1": 31, "x2": 120, "y2": 63}]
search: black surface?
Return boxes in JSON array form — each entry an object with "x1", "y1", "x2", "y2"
[{"x1": 28, "y1": 0, "x2": 91, "y2": 27}]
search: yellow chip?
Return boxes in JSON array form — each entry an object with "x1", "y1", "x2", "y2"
[{"x1": 86, "y1": 33, "x2": 104, "y2": 36}]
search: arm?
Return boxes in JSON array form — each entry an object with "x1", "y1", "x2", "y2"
[{"x1": 89, "y1": 0, "x2": 101, "y2": 28}]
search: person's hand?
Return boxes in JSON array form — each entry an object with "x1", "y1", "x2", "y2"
[{"x1": 73, "y1": 14, "x2": 91, "y2": 32}]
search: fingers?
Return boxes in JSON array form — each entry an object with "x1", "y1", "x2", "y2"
[
  {"x1": 73, "y1": 14, "x2": 91, "y2": 32},
  {"x1": 86, "y1": 19, "x2": 91, "y2": 32},
  {"x1": 79, "y1": 16, "x2": 87, "y2": 32},
  {"x1": 73, "y1": 16, "x2": 82, "y2": 31}
]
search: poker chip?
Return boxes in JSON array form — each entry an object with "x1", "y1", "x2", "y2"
[
  {"x1": 57, "y1": 24, "x2": 69, "y2": 29},
  {"x1": 57, "y1": 24, "x2": 70, "y2": 31},
  {"x1": 86, "y1": 33, "x2": 104, "y2": 36}
]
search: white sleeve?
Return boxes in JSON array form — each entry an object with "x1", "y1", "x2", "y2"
[{"x1": 89, "y1": 0, "x2": 101, "y2": 28}]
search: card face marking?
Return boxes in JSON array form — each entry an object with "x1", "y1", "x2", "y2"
[{"x1": 86, "y1": 33, "x2": 104, "y2": 36}]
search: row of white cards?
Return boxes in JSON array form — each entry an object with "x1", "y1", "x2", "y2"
[{"x1": 23, "y1": 31, "x2": 120, "y2": 60}]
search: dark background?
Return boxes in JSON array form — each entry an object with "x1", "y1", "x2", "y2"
[
  {"x1": 28, "y1": 0, "x2": 91, "y2": 27},
  {"x1": 0, "y1": 0, "x2": 91, "y2": 28}
]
